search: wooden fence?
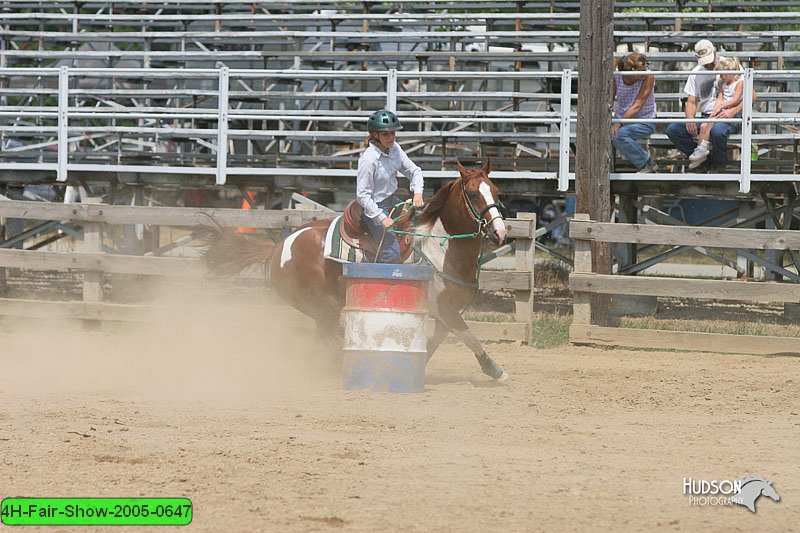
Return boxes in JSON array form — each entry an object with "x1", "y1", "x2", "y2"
[
  {"x1": 0, "y1": 200, "x2": 536, "y2": 344},
  {"x1": 569, "y1": 213, "x2": 800, "y2": 355}
]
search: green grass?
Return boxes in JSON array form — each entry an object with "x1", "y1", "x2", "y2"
[
  {"x1": 620, "y1": 316, "x2": 800, "y2": 338},
  {"x1": 462, "y1": 311, "x2": 514, "y2": 323},
  {"x1": 530, "y1": 313, "x2": 571, "y2": 349},
  {"x1": 462, "y1": 310, "x2": 570, "y2": 348}
]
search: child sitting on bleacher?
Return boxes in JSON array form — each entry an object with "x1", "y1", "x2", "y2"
[{"x1": 688, "y1": 56, "x2": 743, "y2": 169}]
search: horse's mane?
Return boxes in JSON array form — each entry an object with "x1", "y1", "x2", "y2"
[{"x1": 415, "y1": 178, "x2": 459, "y2": 227}]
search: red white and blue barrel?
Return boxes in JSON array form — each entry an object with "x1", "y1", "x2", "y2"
[{"x1": 341, "y1": 263, "x2": 433, "y2": 393}]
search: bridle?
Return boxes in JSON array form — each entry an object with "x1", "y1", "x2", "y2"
[{"x1": 460, "y1": 176, "x2": 504, "y2": 235}]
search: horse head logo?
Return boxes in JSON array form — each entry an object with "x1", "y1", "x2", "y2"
[{"x1": 731, "y1": 476, "x2": 780, "y2": 513}]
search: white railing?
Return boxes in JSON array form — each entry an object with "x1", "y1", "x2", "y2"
[
  {"x1": 614, "y1": 68, "x2": 800, "y2": 193},
  {"x1": 0, "y1": 66, "x2": 798, "y2": 193}
]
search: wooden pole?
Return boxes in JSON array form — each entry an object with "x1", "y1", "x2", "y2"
[
  {"x1": 514, "y1": 213, "x2": 536, "y2": 345},
  {"x1": 82, "y1": 197, "x2": 103, "y2": 331},
  {"x1": 576, "y1": 0, "x2": 615, "y2": 326}
]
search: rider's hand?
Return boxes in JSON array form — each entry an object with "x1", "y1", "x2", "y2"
[
  {"x1": 611, "y1": 123, "x2": 621, "y2": 138},
  {"x1": 686, "y1": 122, "x2": 698, "y2": 136},
  {"x1": 413, "y1": 193, "x2": 424, "y2": 209},
  {"x1": 381, "y1": 217, "x2": 395, "y2": 229}
]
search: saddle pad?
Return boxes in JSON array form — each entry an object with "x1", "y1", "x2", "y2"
[{"x1": 324, "y1": 216, "x2": 368, "y2": 263}]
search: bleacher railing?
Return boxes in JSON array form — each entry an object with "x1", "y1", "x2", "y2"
[{"x1": 0, "y1": 66, "x2": 798, "y2": 193}]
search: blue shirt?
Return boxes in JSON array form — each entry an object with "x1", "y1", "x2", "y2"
[{"x1": 356, "y1": 142, "x2": 424, "y2": 221}]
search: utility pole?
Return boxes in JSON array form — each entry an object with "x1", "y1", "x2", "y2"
[{"x1": 576, "y1": 0, "x2": 614, "y2": 325}]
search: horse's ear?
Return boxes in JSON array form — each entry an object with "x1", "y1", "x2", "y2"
[
  {"x1": 482, "y1": 156, "x2": 492, "y2": 175},
  {"x1": 457, "y1": 160, "x2": 467, "y2": 176}
]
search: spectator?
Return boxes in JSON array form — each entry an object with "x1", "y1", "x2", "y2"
[
  {"x1": 666, "y1": 39, "x2": 744, "y2": 171},
  {"x1": 612, "y1": 52, "x2": 658, "y2": 172},
  {"x1": 688, "y1": 57, "x2": 743, "y2": 169}
]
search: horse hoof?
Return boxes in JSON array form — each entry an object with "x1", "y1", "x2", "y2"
[
  {"x1": 495, "y1": 371, "x2": 510, "y2": 382},
  {"x1": 476, "y1": 352, "x2": 506, "y2": 380}
]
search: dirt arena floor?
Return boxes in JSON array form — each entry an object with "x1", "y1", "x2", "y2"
[{"x1": 1, "y1": 289, "x2": 799, "y2": 532}]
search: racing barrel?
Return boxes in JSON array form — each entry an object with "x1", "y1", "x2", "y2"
[{"x1": 341, "y1": 263, "x2": 434, "y2": 393}]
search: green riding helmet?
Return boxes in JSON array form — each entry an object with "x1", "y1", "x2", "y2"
[{"x1": 367, "y1": 109, "x2": 403, "y2": 132}]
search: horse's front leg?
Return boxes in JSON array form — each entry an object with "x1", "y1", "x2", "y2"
[
  {"x1": 426, "y1": 318, "x2": 450, "y2": 363},
  {"x1": 440, "y1": 309, "x2": 509, "y2": 381},
  {"x1": 453, "y1": 326, "x2": 509, "y2": 381}
]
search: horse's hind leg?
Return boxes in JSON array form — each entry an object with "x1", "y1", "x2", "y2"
[
  {"x1": 315, "y1": 309, "x2": 344, "y2": 340},
  {"x1": 289, "y1": 294, "x2": 343, "y2": 340}
]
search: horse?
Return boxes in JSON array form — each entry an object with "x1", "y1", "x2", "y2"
[
  {"x1": 196, "y1": 159, "x2": 509, "y2": 381},
  {"x1": 730, "y1": 476, "x2": 780, "y2": 513}
]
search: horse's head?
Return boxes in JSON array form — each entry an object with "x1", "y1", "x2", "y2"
[
  {"x1": 761, "y1": 481, "x2": 781, "y2": 502},
  {"x1": 457, "y1": 158, "x2": 507, "y2": 246}
]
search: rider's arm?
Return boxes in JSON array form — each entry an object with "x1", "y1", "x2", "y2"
[{"x1": 396, "y1": 145, "x2": 424, "y2": 195}]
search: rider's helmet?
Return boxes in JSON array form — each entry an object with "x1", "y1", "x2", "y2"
[{"x1": 367, "y1": 109, "x2": 403, "y2": 132}]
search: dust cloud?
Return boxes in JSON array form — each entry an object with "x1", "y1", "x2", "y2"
[
  {"x1": 2, "y1": 275, "x2": 800, "y2": 531},
  {"x1": 0, "y1": 277, "x2": 341, "y2": 405}
]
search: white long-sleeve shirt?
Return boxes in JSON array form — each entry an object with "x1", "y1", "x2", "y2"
[{"x1": 356, "y1": 142, "x2": 424, "y2": 221}]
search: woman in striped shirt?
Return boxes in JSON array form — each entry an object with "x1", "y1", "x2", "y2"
[{"x1": 612, "y1": 52, "x2": 658, "y2": 173}]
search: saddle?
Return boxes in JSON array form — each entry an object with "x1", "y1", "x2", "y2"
[{"x1": 341, "y1": 200, "x2": 415, "y2": 261}]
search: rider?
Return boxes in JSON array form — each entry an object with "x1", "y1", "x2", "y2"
[{"x1": 356, "y1": 109, "x2": 425, "y2": 263}]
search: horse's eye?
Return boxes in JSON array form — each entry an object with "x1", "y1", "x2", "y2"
[{"x1": 469, "y1": 192, "x2": 479, "y2": 200}]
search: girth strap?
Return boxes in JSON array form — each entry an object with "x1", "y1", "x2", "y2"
[{"x1": 435, "y1": 269, "x2": 479, "y2": 289}]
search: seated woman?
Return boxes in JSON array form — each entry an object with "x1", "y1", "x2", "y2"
[{"x1": 612, "y1": 52, "x2": 658, "y2": 173}]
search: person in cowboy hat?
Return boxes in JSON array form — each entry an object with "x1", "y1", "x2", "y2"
[{"x1": 356, "y1": 109, "x2": 425, "y2": 263}]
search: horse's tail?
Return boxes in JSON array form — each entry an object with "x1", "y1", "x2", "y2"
[{"x1": 194, "y1": 215, "x2": 276, "y2": 277}]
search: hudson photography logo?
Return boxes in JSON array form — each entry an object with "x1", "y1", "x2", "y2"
[{"x1": 683, "y1": 476, "x2": 781, "y2": 512}]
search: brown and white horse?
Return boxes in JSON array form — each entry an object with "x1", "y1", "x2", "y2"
[{"x1": 197, "y1": 159, "x2": 509, "y2": 380}]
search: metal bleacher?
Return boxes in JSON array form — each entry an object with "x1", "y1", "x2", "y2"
[{"x1": 0, "y1": 0, "x2": 798, "y2": 199}]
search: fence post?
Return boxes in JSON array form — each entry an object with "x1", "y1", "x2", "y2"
[
  {"x1": 571, "y1": 213, "x2": 592, "y2": 326},
  {"x1": 216, "y1": 66, "x2": 229, "y2": 186},
  {"x1": 739, "y1": 67, "x2": 754, "y2": 194},
  {"x1": 57, "y1": 66, "x2": 69, "y2": 182},
  {"x1": 82, "y1": 200, "x2": 103, "y2": 328},
  {"x1": 0, "y1": 222, "x2": 6, "y2": 296},
  {"x1": 514, "y1": 212, "x2": 536, "y2": 345},
  {"x1": 386, "y1": 69, "x2": 397, "y2": 112},
  {"x1": 558, "y1": 69, "x2": 572, "y2": 192}
]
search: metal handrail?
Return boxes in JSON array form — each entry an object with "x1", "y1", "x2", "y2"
[{"x1": 0, "y1": 66, "x2": 796, "y2": 192}]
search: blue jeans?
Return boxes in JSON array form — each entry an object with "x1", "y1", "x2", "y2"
[
  {"x1": 362, "y1": 195, "x2": 401, "y2": 263},
  {"x1": 666, "y1": 114, "x2": 742, "y2": 167},
  {"x1": 612, "y1": 122, "x2": 656, "y2": 168}
]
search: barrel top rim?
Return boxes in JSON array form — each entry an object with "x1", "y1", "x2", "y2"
[{"x1": 342, "y1": 263, "x2": 434, "y2": 281}]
